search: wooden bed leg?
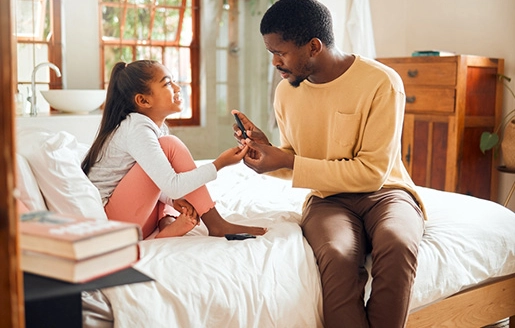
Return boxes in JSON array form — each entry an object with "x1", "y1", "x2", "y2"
[{"x1": 509, "y1": 316, "x2": 514, "y2": 328}]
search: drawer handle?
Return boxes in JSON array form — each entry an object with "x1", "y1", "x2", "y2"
[
  {"x1": 407, "y1": 69, "x2": 418, "y2": 78},
  {"x1": 405, "y1": 144, "x2": 411, "y2": 165},
  {"x1": 406, "y1": 96, "x2": 416, "y2": 103}
]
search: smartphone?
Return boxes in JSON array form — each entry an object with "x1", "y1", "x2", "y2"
[
  {"x1": 233, "y1": 113, "x2": 248, "y2": 139},
  {"x1": 225, "y1": 233, "x2": 256, "y2": 241}
]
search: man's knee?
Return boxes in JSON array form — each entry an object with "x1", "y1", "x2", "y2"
[{"x1": 315, "y1": 240, "x2": 362, "y2": 273}]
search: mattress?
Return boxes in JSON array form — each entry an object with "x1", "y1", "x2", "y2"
[{"x1": 83, "y1": 160, "x2": 515, "y2": 328}]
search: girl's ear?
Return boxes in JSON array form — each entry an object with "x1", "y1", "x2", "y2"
[{"x1": 134, "y1": 93, "x2": 151, "y2": 108}]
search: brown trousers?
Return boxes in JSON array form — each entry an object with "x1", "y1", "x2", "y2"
[{"x1": 301, "y1": 189, "x2": 424, "y2": 328}]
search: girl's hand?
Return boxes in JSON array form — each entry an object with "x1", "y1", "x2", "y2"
[
  {"x1": 213, "y1": 145, "x2": 249, "y2": 171},
  {"x1": 173, "y1": 198, "x2": 199, "y2": 224}
]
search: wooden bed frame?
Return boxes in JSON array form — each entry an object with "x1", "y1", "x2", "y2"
[{"x1": 407, "y1": 274, "x2": 515, "y2": 328}]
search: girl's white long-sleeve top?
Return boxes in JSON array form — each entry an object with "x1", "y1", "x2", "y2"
[{"x1": 88, "y1": 112, "x2": 216, "y2": 205}]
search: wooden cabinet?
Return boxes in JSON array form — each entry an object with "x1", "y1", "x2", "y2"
[{"x1": 377, "y1": 55, "x2": 504, "y2": 201}]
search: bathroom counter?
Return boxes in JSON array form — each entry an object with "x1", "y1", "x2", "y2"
[{"x1": 16, "y1": 111, "x2": 102, "y2": 145}]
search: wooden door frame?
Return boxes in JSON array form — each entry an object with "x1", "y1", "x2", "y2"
[{"x1": 0, "y1": 0, "x2": 24, "y2": 327}]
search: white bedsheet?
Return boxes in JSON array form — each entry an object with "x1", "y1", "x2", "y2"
[
  {"x1": 409, "y1": 186, "x2": 515, "y2": 310},
  {"x1": 95, "y1": 161, "x2": 515, "y2": 327}
]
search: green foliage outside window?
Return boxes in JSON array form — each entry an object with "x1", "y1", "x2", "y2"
[{"x1": 100, "y1": 0, "x2": 197, "y2": 122}]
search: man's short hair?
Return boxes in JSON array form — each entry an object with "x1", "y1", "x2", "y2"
[{"x1": 260, "y1": 0, "x2": 334, "y2": 48}]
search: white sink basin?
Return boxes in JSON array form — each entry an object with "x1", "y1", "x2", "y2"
[{"x1": 40, "y1": 89, "x2": 107, "y2": 114}]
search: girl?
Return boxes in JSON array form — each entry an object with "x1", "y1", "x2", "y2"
[{"x1": 82, "y1": 60, "x2": 267, "y2": 239}]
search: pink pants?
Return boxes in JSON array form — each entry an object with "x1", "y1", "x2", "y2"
[{"x1": 104, "y1": 135, "x2": 215, "y2": 238}]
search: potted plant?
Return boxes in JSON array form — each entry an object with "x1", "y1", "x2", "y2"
[{"x1": 480, "y1": 74, "x2": 515, "y2": 168}]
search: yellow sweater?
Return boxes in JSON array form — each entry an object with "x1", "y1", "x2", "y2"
[{"x1": 269, "y1": 55, "x2": 426, "y2": 218}]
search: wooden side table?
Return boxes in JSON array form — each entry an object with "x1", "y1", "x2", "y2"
[{"x1": 498, "y1": 166, "x2": 515, "y2": 207}]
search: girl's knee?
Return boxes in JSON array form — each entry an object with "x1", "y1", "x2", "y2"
[
  {"x1": 158, "y1": 135, "x2": 192, "y2": 159},
  {"x1": 159, "y1": 135, "x2": 186, "y2": 149}
]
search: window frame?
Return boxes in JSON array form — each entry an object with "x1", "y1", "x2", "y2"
[
  {"x1": 98, "y1": 0, "x2": 201, "y2": 127},
  {"x1": 16, "y1": 0, "x2": 63, "y2": 91}
]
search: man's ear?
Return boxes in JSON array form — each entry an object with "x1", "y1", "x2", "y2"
[
  {"x1": 309, "y1": 38, "x2": 323, "y2": 57},
  {"x1": 134, "y1": 93, "x2": 151, "y2": 108}
]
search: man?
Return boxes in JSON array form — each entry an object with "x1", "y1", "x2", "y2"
[{"x1": 232, "y1": 0, "x2": 426, "y2": 327}]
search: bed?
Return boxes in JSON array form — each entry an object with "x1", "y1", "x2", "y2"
[{"x1": 15, "y1": 128, "x2": 515, "y2": 328}]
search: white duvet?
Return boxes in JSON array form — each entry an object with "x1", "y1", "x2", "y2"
[{"x1": 95, "y1": 161, "x2": 515, "y2": 328}]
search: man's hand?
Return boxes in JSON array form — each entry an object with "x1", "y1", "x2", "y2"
[
  {"x1": 244, "y1": 139, "x2": 294, "y2": 174},
  {"x1": 231, "y1": 110, "x2": 270, "y2": 146}
]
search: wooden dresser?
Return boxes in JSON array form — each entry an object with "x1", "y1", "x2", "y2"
[{"x1": 376, "y1": 55, "x2": 504, "y2": 201}]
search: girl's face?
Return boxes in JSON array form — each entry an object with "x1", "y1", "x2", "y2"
[{"x1": 143, "y1": 63, "x2": 183, "y2": 119}]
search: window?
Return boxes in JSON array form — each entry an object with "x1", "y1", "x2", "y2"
[
  {"x1": 216, "y1": 0, "x2": 237, "y2": 117},
  {"x1": 15, "y1": 0, "x2": 63, "y2": 114},
  {"x1": 100, "y1": 0, "x2": 200, "y2": 126}
]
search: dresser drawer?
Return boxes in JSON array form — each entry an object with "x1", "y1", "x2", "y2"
[
  {"x1": 404, "y1": 86, "x2": 455, "y2": 113},
  {"x1": 376, "y1": 55, "x2": 503, "y2": 201},
  {"x1": 386, "y1": 62, "x2": 457, "y2": 86}
]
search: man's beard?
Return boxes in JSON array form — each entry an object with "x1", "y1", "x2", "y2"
[
  {"x1": 277, "y1": 66, "x2": 308, "y2": 88},
  {"x1": 289, "y1": 75, "x2": 306, "y2": 88}
]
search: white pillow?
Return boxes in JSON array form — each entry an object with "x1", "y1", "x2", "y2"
[
  {"x1": 16, "y1": 128, "x2": 107, "y2": 220},
  {"x1": 15, "y1": 153, "x2": 47, "y2": 211}
]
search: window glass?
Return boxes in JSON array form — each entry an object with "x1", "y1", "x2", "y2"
[
  {"x1": 100, "y1": 0, "x2": 200, "y2": 125},
  {"x1": 15, "y1": 0, "x2": 61, "y2": 115},
  {"x1": 16, "y1": 0, "x2": 48, "y2": 40}
]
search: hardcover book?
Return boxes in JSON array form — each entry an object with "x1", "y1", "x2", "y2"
[
  {"x1": 21, "y1": 243, "x2": 140, "y2": 283},
  {"x1": 411, "y1": 50, "x2": 455, "y2": 57},
  {"x1": 19, "y1": 211, "x2": 142, "y2": 260}
]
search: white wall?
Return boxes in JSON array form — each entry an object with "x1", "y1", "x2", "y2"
[
  {"x1": 58, "y1": 0, "x2": 515, "y2": 209},
  {"x1": 367, "y1": 0, "x2": 515, "y2": 209}
]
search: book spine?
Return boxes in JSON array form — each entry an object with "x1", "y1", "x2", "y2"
[
  {"x1": 411, "y1": 51, "x2": 455, "y2": 57},
  {"x1": 412, "y1": 51, "x2": 440, "y2": 57}
]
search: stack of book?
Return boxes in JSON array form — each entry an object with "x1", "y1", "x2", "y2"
[{"x1": 19, "y1": 211, "x2": 142, "y2": 283}]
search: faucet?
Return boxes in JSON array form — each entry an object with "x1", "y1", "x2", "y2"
[{"x1": 30, "y1": 62, "x2": 62, "y2": 116}]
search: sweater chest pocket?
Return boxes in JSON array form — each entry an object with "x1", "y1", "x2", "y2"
[{"x1": 331, "y1": 112, "x2": 361, "y2": 148}]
